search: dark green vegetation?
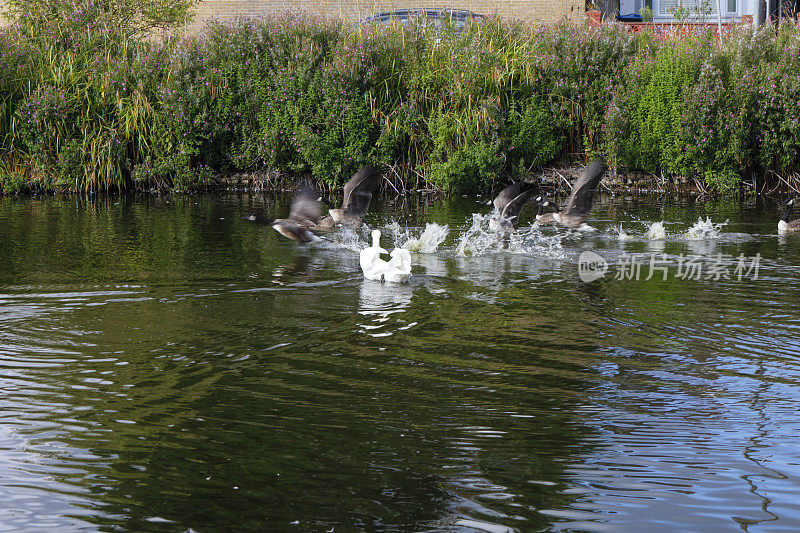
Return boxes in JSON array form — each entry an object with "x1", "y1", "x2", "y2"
[{"x1": 2, "y1": 3, "x2": 800, "y2": 194}]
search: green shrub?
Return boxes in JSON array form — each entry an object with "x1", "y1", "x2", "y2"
[
  {"x1": 506, "y1": 97, "x2": 564, "y2": 174},
  {"x1": 4, "y1": 11, "x2": 800, "y2": 194}
]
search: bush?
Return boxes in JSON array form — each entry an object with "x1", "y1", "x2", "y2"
[
  {"x1": 604, "y1": 42, "x2": 700, "y2": 175},
  {"x1": 3, "y1": 11, "x2": 800, "y2": 194}
]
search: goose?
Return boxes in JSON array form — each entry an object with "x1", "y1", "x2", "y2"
[
  {"x1": 778, "y1": 199, "x2": 800, "y2": 233},
  {"x1": 550, "y1": 159, "x2": 606, "y2": 231},
  {"x1": 488, "y1": 182, "x2": 537, "y2": 232},
  {"x1": 316, "y1": 164, "x2": 382, "y2": 229},
  {"x1": 247, "y1": 184, "x2": 322, "y2": 243},
  {"x1": 360, "y1": 229, "x2": 412, "y2": 283},
  {"x1": 534, "y1": 196, "x2": 558, "y2": 225}
]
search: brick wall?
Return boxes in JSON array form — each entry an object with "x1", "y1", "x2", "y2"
[{"x1": 188, "y1": 0, "x2": 587, "y2": 32}]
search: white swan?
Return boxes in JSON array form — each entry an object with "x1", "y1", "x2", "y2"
[
  {"x1": 360, "y1": 230, "x2": 412, "y2": 283},
  {"x1": 359, "y1": 229, "x2": 388, "y2": 279},
  {"x1": 385, "y1": 248, "x2": 412, "y2": 283}
]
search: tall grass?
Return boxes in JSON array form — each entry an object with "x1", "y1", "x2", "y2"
[
  {"x1": 2, "y1": 11, "x2": 800, "y2": 194},
  {"x1": 0, "y1": 2, "x2": 172, "y2": 192}
]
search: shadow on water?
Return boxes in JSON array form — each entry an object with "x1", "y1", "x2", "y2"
[{"x1": 1, "y1": 193, "x2": 800, "y2": 531}]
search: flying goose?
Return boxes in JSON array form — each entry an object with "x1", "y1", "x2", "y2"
[
  {"x1": 549, "y1": 159, "x2": 606, "y2": 231},
  {"x1": 316, "y1": 164, "x2": 382, "y2": 229},
  {"x1": 778, "y1": 199, "x2": 800, "y2": 233},
  {"x1": 534, "y1": 196, "x2": 557, "y2": 225},
  {"x1": 246, "y1": 184, "x2": 322, "y2": 243},
  {"x1": 488, "y1": 182, "x2": 537, "y2": 231}
]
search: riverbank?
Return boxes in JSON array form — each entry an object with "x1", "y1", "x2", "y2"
[
  {"x1": 2, "y1": 9, "x2": 800, "y2": 195},
  {"x1": 211, "y1": 162, "x2": 800, "y2": 200}
]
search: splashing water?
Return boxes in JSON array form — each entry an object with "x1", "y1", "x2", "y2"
[
  {"x1": 324, "y1": 227, "x2": 366, "y2": 252},
  {"x1": 645, "y1": 221, "x2": 667, "y2": 240},
  {"x1": 607, "y1": 224, "x2": 635, "y2": 241},
  {"x1": 456, "y1": 214, "x2": 567, "y2": 258},
  {"x1": 684, "y1": 217, "x2": 726, "y2": 240},
  {"x1": 508, "y1": 225, "x2": 567, "y2": 259},
  {"x1": 456, "y1": 213, "x2": 508, "y2": 256},
  {"x1": 389, "y1": 222, "x2": 450, "y2": 253}
]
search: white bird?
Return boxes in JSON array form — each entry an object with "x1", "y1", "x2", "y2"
[
  {"x1": 385, "y1": 248, "x2": 412, "y2": 283},
  {"x1": 360, "y1": 230, "x2": 389, "y2": 280},
  {"x1": 360, "y1": 230, "x2": 412, "y2": 283}
]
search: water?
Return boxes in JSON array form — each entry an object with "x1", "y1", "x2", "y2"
[{"x1": 1, "y1": 193, "x2": 800, "y2": 532}]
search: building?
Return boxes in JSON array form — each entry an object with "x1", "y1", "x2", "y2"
[
  {"x1": 600, "y1": 0, "x2": 797, "y2": 24},
  {"x1": 189, "y1": 0, "x2": 586, "y2": 30}
]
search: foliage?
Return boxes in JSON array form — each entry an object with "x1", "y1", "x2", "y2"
[
  {"x1": 2, "y1": 12, "x2": 800, "y2": 194},
  {"x1": 605, "y1": 23, "x2": 800, "y2": 191},
  {"x1": 4, "y1": 0, "x2": 198, "y2": 39},
  {"x1": 604, "y1": 42, "x2": 701, "y2": 175}
]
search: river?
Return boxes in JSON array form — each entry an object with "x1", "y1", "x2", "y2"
[{"x1": 1, "y1": 192, "x2": 799, "y2": 531}]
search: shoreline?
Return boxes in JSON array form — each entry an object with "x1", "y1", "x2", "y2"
[{"x1": 4, "y1": 167, "x2": 796, "y2": 199}]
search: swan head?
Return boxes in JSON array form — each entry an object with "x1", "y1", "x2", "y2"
[
  {"x1": 367, "y1": 229, "x2": 388, "y2": 255},
  {"x1": 371, "y1": 229, "x2": 382, "y2": 247}
]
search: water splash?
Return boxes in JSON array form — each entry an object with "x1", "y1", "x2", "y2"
[
  {"x1": 607, "y1": 224, "x2": 635, "y2": 241},
  {"x1": 324, "y1": 227, "x2": 366, "y2": 252},
  {"x1": 456, "y1": 214, "x2": 566, "y2": 258},
  {"x1": 684, "y1": 217, "x2": 726, "y2": 240},
  {"x1": 645, "y1": 221, "x2": 667, "y2": 240},
  {"x1": 456, "y1": 214, "x2": 508, "y2": 256},
  {"x1": 509, "y1": 225, "x2": 567, "y2": 259},
  {"x1": 389, "y1": 222, "x2": 450, "y2": 253}
]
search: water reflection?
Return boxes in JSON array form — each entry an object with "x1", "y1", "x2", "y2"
[
  {"x1": 1, "y1": 194, "x2": 800, "y2": 531},
  {"x1": 357, "y1": 280, "x2": 414, "y2": 337},
  {"x1": 415, "y1": 252, "x2": 449, "y2": 278}
]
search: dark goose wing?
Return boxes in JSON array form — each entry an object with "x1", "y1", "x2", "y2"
[
  {"x1": 289, "y1": 184, "x2": 322, "y2": 226},
  {"x1": 492, "y1": 183, "x2": 522, "y2": 213},
  {"x1": 500, "y1": 188, "x2": 537, "y2": 221},
  {"x1": 341, "y1": 164, "x2": 382, "y2": 217},
  {"x1": 563, "y1": 159, "x2": 606, "y2": 219}
]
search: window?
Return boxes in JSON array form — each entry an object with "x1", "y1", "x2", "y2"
[{"x1": 658, "y1": 0, "x2": 736, "y2": 16}]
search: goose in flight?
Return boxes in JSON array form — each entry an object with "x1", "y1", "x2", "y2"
[
  {"x1": 316, "y1": 164, "x2": 382, "y2": 229},
  {"x1": 779, "y1": 199, "x2": 800, "y2": 233},
  {"x1": 488, "y1": 182, "x2": 537, "y2": 232},
  {"x1": 549, "y1": 159, "x2": 606, "y2": 231},
  {"x1": 534, "y1": 196, "x2": 558, "y2": 225},
  {"x1": 246, "y1": 184, "x2": 322, "y2": 243}
]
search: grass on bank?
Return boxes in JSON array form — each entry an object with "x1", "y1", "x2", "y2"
[{"x1": 2, "y1": 5, "x2": 800, "y2": 194}]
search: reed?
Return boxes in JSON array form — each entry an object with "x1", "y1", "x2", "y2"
[{"x1": 2, "y1": 9, "x2": 800, "y2": 194}]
